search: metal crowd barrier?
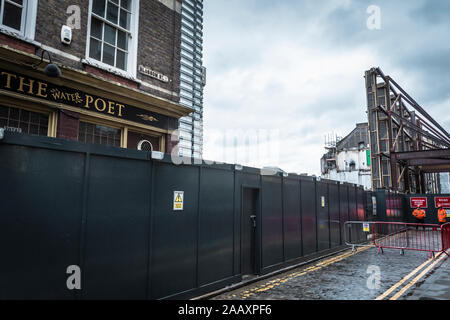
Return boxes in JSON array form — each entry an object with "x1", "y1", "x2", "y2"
[
  {"x1": 442, "y1": 223, "x2": 450, "y2": 253},
  {"x1": 373, "y1": 222, "x2": 450, "y2": 258},
  {"x1": 344, "y1": 221, "x2": 376, "y2": 252}
]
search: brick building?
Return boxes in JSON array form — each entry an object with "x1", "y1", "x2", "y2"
[{"x1": 0, "y1": 0, "x2": 192, "y2": 154}]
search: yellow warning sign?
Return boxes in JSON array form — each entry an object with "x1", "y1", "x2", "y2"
[
  {"x1": 173, "y1": 191, "x2": 184, "y2": 211},
  {"x1": 363, "y1": 222, "x2": 370, "y2": 232}
]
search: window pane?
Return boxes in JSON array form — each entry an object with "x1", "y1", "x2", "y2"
[
  {"x1": 0, "y1": 105, "x2": 8, "y2": 118},
  {"x1": 11, "y1": 0, "x2": 24, "y2": 4},
  {"x1": 78, "y1": 122, "x2": 121, "y2": 147},
  {"x1": 91, "y1": 17, "x2": 103, "y2": 39},
  {"x1": 117, "y1": 30, "x2": 127, "y2": 50},
  {"x1": 116, "y1": 49, "x2": 127, "y2": 70},
  {"x1": 94, "y1": 133, "x2": 100, "y2": 144},
  {"x1": 119, "y1": 9, "x2": 130, "y2": 30},
  {"x1": 19, "y1": 120, "x2": 28, "y2": 133},
  {"x1": 0, "y1": 106, "x2": 48, "y2": 136},
  {"x1": 20, "y1": 109, "x2": 29, "y2": 122},
  {"x1": 9, "y1": 107, "x2": 19, "y2": 120},
  {"x1": 39, "y1": 114, "x2": 48, "y2": 126},
  {"x1": 92, "y1": 0, "x2": 106, "y2": 17},
  {"x1": 78, "y1": 130, "x2": 85, "y2": 142},
  {"x1": 102, "y1": 43, "x2": 115, "y2": 66},
  {"x1": 89, "y1": 38, "x2": 102, "y2": 60},
  {"x1": 3, "y1": 2, "x2": 22, "y2": 31},
  {"x1": 39, "y1": 125, "x2": 48, "y2": 136},
  {"x1": 30, "y1": 112, "x2": 39, "y2": 124},
  {"x1": 121, "y1": 0, "x2": 131, "y2": 10},
  {"x1": 104, "y1": 23, "x2": 116, "y2": 45},
  {"x1": 29, "y1": 124, "x2": 39, "y2": 134},
  {"x1": 106, "y1": 1, "x2": 119, "y2": 24},
  {"x1": 89, "y1": 0, "x2": 133, "y2": 72}
]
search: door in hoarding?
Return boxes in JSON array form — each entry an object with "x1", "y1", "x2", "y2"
[{"x1": 242, "y1": 188, "x2": 258, "y2": 275}]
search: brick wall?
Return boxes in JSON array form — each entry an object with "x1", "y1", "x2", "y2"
[
  {"x1": 34, "y1": 0, "x2": 88, "y2": 63},
  {"x1": 166, "y1": 133, "x2": 179, "y2": 155},
  {"x1": 137, "y1": 0, "x2": 181, "y2": 101},
  {"x1": 85, "y1": 65, "x2": 139, "y2": 89},
  {"x1": 57, "y1": 110, "x2": 80, "y2": 141},
  {"x1": 32, "y1": 0, "x2": 181, "y2": 102},
  {"x1": 0, "y1": 33, "x2": 35, "y2": 54}
]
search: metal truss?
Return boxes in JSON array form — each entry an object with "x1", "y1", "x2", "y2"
[{"x1": 365, "y1": 67, "x2": 450, "y2": 193}]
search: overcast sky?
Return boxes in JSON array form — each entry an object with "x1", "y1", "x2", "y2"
[{"x1": 201, "y1": 0, "x2": 450, "y2": 175}]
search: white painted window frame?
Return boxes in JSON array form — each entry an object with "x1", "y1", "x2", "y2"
[
  {"x1": 84, "y1": 0, "x2": 139, "y2": 79},
  {"x1": 0, "y1": 0, "x2": 37, "y2": 41}
]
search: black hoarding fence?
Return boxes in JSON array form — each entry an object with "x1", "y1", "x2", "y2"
[
  {"x1": 403, "y1": 194, "x2": 450, "y2": 224},
  {"x1": 372, "y1": 189, "x2": 409, "y2": 222},
  {"x1": 0, "y1": 133, "x2": 371, "y2": 300}
]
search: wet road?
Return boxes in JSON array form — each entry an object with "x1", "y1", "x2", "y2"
[{"x1": 211, "y1": 246, "x2": 449, "y2": 300}]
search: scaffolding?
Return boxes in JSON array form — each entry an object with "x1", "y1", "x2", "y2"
[{"x1": 365, "y1": 67, "x2": 450, "y2": 193}]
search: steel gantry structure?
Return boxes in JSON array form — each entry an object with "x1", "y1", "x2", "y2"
[{"x1": 365, "y1": 67, "x2": 450, "y2": 193}]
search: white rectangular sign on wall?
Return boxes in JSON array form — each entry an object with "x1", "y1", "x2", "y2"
[{"x1": 173, "y1": 191, "x2": 184, "y2": 211}]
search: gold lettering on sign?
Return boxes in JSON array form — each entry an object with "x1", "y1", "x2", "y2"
[
  {"x1": 50, "y1": 88, "x2": 61, "y2": 100},
  {"x1": 50, "y1": 88, "x2": 83, "y2": 103},
  {"x1": 94, "y1": 98, "x2": 107, "y2": 112},
  {"x1": 107, "y1": 101, "x2": 115, "y2": 115},
  {"x1": 1, "y1": 72, "x2": 17, "y2": 89},
  {"x1": 84, "y1": 94, "x2": 124, "y2": 117},
  {"x1": 85, "y1": 94, "x2": 94, "y2": 109},
  {"x1": 117, "y1": 104, "x2": 125, "y2": 117},
  {"x1": 0, "y1": 70, "x2": 127, "y2": 119},
  {"x1": 36, "y1": 82, "x2": 48, "y2": 98},
  {"x1": 18, "y1": 77, "x2": 34, "y2": 94}
]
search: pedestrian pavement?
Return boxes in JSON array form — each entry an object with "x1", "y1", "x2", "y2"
[
  {"x1": 211, "y1": 247, "x2": 435, "y2": 300},
  {"x1": 209, "y1": 246, "x2": 450, "y2": 300},
  {"x1": 403, "y1": 254, "x2": 450, "y2": 300}
]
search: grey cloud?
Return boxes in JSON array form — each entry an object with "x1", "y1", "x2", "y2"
[
  {"x1": 410, "y1": 0, "x2": 450, "y2": 24},
  {"x1": 203, "y1": 0, "x2": 450, "y2": 174}
]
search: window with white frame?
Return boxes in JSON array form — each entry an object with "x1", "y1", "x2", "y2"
[
  {"x1": 0, "y1": 0, "x2": 37, "y2": 39},
  {"x1": 87, "y1": 0, "x2": 138, "y2": 74}
]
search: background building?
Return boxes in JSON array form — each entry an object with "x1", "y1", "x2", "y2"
[
  {"x1": 178, "y1": 0, "x2": 205, "y2": 158},
  {"x1": 440, "y1": 173, "x2": 450, "y2": 193},
  {"x1": 321, "y1": 123, "x2": 450, "y2": 193},
  {"x1": 0, "y1": 0, "x2": 192, "y2": 153},
  {"x1": 321, "y1": 123, "x2": 372, "y2": 190}
]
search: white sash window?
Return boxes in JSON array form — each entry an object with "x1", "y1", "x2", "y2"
[
  {"x1": 0, "y1": 0, "x2": 37, "y2": 40},
  {"x1": 86, "y1": 0, "x2": 139, "y2": 77}
]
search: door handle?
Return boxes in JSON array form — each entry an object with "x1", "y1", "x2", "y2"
[{"x1": 250, "y1": 215, "x2": 257, "y2": 227}]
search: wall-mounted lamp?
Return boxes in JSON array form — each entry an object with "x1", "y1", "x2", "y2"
[{"x1": 32, "y1": 50, "x2": 62, "y2": 78}]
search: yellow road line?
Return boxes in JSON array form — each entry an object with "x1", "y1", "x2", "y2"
[
  {"x1": 239, "y1": 246, "x2": 370, "y2": 299},
  {"x1": 389, "y1": 253, "x2": 447, "y2": 300},
  {"x1": 375, "y1": 257, "x2": 434, "y2": 300}
]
